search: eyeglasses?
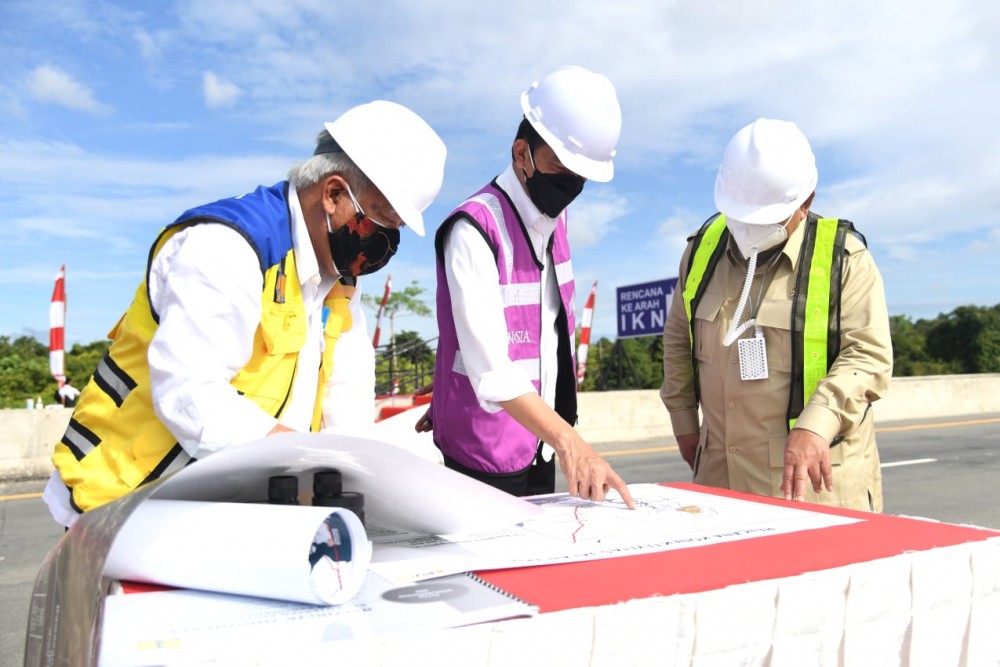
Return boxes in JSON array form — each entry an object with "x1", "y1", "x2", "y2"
[{"x1": 344, "y1": 183, "x2": 399, "y2": 230}]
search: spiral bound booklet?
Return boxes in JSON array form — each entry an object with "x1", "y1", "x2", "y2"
[{"x1": 98, "y1": 571, "x2": 537, "y2": 666}]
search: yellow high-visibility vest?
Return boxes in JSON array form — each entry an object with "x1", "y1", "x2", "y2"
[{"x1": 682, "y1": 213, "x2": 862, "y2": 428}]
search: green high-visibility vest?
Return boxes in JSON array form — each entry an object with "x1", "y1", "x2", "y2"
[{"x1": 681, "y1": 213, "x2": 864, "y2": 429}]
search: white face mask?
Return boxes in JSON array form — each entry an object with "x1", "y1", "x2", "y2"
[
  {"x1": 721, "y1": 211, "x2": 796, "y2": 348},
  {"x1": 726, "y1": 214, "x2": 793, "y2": 259}
]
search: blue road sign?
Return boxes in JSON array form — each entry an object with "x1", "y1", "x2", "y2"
[{"x1": 616, "y1": 278, "x2": 678, "y2": 338}]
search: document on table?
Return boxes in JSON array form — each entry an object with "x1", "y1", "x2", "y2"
[
  {"x1": 97, "y1": 572, "x2": 536, "y2": 666},
  {"x1": 369, "y1": 483, "x2": 864, "y2": 583}
]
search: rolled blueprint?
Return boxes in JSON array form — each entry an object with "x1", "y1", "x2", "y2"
[
  {"x1": 103, "y1": 500, "x2": 371, "y2": 605},
  {"x1": 150, "y1": 432, "x2": 545, "y2": 535}
]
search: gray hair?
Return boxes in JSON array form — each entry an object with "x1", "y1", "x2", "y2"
[{"x1": 286, "y1": 130, "x2": 371, "y2": 196}]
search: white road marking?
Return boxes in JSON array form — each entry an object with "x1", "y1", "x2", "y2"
[{"x1": 881, "y1": 458, "x2": 937, "y2": 468}]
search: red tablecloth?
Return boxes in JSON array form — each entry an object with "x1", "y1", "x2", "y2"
[{"x1": 477, "y1": 482, "x2": 1000, "y2": 613}]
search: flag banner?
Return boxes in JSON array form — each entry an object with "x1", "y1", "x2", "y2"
[
  {"x1": 577, "y1": 281, "x2": 598, "y2": 384},
  {"x1": 373, "y1": 274, "x2": 392, "y2": 348},
  {"x1": 49, "y1": 264, "x2": 66, "y2": 385}
]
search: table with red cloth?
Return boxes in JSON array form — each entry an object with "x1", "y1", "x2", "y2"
[
  {"x1": 465, "y1": 483, "x2": 1000, "y2": 666},
  {"x1": 96, "y1": 483, "x2": 1000, "y2": 666}
]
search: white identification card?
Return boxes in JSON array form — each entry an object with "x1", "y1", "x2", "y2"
[{"x1": 738, "y1": 334, "x2": 769, "y2": 381}]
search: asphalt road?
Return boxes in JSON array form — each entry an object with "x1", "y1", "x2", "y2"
[
  {"x1": 561, "y1": 414, "x2": 1000, "y2": 529},
  {"x1": 2, "y1": 413, "x2": 999, "y2": 666}
]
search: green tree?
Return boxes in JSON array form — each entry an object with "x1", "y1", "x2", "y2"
[
  {"x1": 889, "y1": 315, "x2": 957, "y2": 376},
  {"x1": 578, "y1": 337, "x2": 613, "y2": 392},
  {"x1": 362, "y1": 279, "x2": 434, "y2": 392},
  {"x1": 393, "y1": 330, "x2": 434, "y2": 367},
  {"x1": 0, "y1": 335, "x2": 50, "y2": 407},
  {"x1": 5, "y1": 301, "x2": 1000, "y2": 407},
  {"x1": 361, "y1": 279, "x2": 432, "y2": 347},
  {"x1": 373, "y1": 330, "x2": 434, "y2": 395},
  {"x1": 925, "y1": 305, "x2": 1000, "y2": 373},
  {"x1": 0, "y1": 335, "x2": 109, "y2": 408},
  {"x1": 579, "y1": 335, "x2": 664, "y2": 391}
]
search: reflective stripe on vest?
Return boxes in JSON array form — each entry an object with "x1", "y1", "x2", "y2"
[
  {"x1": 430, "y1": 181, "x2": 576, "y2": 473},
  {"x1": 682, "y1": 213, "x2": 856, "y2": 428},
  {"x1": 681, "y1": 214, "x2": 728, "y2": 400},
  {"x1": 795, "y1": 217, "x2": 838, "y2": 428},
  {"x1": 51, "y1": 183, "x2": 326, "y2": 513}
]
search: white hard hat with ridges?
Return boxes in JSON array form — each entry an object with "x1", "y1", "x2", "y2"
[
  {"x1": 520, "y1": 66, "x2": 622, "y2": 183},
  {"x1": 324, "y1": 100, "x2": 446, "y2": 237},
  {"x1": 714, "y1": 118, "x2": 818, "y2": 225}
]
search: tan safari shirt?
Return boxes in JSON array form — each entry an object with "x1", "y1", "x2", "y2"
[{"x1": 660, "y1": 215, "x2": 893, "y2": 511}]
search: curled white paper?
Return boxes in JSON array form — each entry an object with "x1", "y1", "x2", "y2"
[
  {"x1": 150, "y1": 432, "x2": 544, "y2": 535},
  {"x1": 103, "y1": 500, "x2": 371, "y2": 606}
]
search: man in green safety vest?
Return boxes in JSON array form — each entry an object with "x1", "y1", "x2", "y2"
[{"x1": 660, "y1": 118, "x2": 892, "y2": 511}]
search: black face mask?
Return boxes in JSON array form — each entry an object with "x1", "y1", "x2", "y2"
[
  {"x1": 327, "y1": 213, "x2": 400, "y2": 277},
  {"x1": 522, "y1": 147, "x2": 585, "y2": 218}
]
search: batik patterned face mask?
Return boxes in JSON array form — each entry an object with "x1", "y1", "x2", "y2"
[{"x1": 327, "y1": 183, "x2": 400, "y2": 277}]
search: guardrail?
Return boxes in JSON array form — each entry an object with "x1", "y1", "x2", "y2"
[{"x1": 3, "y1": 374, "x2": 999, "y2": 480}]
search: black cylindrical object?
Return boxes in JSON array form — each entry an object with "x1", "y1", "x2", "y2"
[
  {"x1": 337, "y1": 491, "x2": 365, "y2": 527},
  {"x1": 315, "y1": 490, "x2": 365, "y2": 526},
  {"x1": 267, "y1": 475, "x2": 299, "y2": 505},
  {"x1": 309, "y1": 470, "x2": 364, "y2": 526},
  {"x1": 312, "y1": 470, "x2": 343, "y2": 505}
]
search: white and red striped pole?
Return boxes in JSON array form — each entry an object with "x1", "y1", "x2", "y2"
[
  {"x1": 49, "y1": 264, "x2": 67, "y2": 386},
  {"x1": 372, "y1": 274, "x2": 392, "y2": 348},
  {"x1": 577, "y1": 280, "x2": 598, "y2": 384}
]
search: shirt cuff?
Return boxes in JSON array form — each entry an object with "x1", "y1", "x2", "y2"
[
  {"x1": 475, "y1": 369, "x2": 537, "y2": 413},
  {"x1": 191, "y1": 406, "x2": 278, "y2": 459},
  {"x1": 794, "y1": 403, "x2": 843, "y2": 443},
  {"x1": 669, "y1": 408, "x2": 701, "y2": 437}
]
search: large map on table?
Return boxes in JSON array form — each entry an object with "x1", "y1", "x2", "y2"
[{"x1": 369, "y1": 483, "x2": 861, "y2": 583}]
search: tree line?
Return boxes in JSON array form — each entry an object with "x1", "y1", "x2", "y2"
[
  {"x1": 580, "y1": 303, "x2": 1000, "y2": 391},
  {"x1": 2, "y1": 303, "x2": 998, "y2": 408},
  {"x1": 0, "y1": 337, "x2": 110, "y2": 409}
]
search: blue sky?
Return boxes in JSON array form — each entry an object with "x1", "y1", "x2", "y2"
[{"x1": 2, "y1": 0, "x2": 998, "y2": 348}]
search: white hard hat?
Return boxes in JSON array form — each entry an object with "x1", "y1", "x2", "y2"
[
  {"x1": 324, "y1": 100, "x2": 446, "y2": 237},
  {"x1": 714, "y1": 118, "x2": 818, "y2": 225},
  {"x1": 520, "y1": 66, "x2": 621, "y2": 183}
]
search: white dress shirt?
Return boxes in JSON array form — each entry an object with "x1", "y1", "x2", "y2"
[
  {"x1": 322, "y1": 287, "x2": 376, "y2": 429},
  {"x1": 442, "y1": 164, "x2": 563, "y2": 413},
  {"x1": 57, "y1": 384, "x2": 81, "y2": 403},
  {"x1": 44, "y1": 183, "x2": 374, "y2": 526}
]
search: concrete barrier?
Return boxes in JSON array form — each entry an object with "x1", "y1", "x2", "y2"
[
  {"x1": 575, "y1": 373, "x2": 1000, "y2": 443},
  {"x1": 4, "y1": 374, "x2": 1000, "y2": 480},
  {"x1": 0, "y1": 408, "x2": 73, "y2": 480}
]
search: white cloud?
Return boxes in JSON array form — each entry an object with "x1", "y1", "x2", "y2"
[
  {"x1": 133, "y1": 29, "x2": 166, "y2": 61},
  {"x1": 968, "y1": 228, "x2": 1000, "y2": 254},
  {"x1": 656, "y1": 211, "x2": 701, "y2": 266},
  {"x1": 0, "y1": 137, "x2": 292, "y2": 258},
  {"x1": 25, "y1": 65, "x2": 111, "y2": 113},
  {"x1": 0, "y1": 82, "x2": 25, "y2": 117},
  {"x1": 203, "y1": 71, "x2": 242, "y2": 109},
  {"x1": 3, "y1": 0, "x2": 1000, "y2": 341},
  {"x1": 568, "y1": 189, "x2": 630, "y2": 247}
]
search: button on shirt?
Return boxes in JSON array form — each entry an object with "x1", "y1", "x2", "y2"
[
  {"x1": 44, "y1": 183, "x2": 339, "y2": 526},
  {"x1": 443, "y1": 165, "x2": 562, "y2": 412}
]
